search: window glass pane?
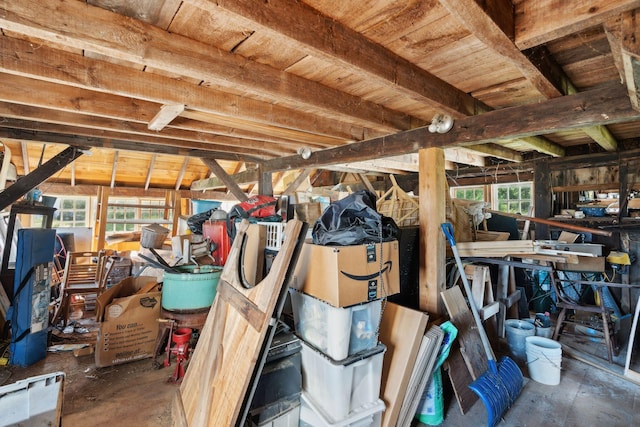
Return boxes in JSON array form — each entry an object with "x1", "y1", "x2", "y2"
[
  {"x1": 509, "y1": 186, "x2": 520, "y2": 199},
  {"x1": 453, "y1": 186, "x2": 484, "y2": 201},
  {"x1": 52, "y1": 196, "x2": 89, "y2": 227}
]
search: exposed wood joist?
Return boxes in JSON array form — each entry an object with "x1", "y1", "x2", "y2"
[
  {"x1": 515, "y1": 0, "x2": 640, "y2": 49},
  {"x1": 0, "y1": 36, "x2": 368, "y2": 145},
  {"x1": 185, "y1": 0, "x2": 567, "y2": 160},
  {"x1": 443, "y1": 0, "x2": 618, "y2": 152},
  {"x1": 148, "y1": 104, "x2": 185, "y2": 131},
  {"x1": 183, "y1": 0, "x2": 482, "y2": 118},
  {"x1": 263, "y1": 83, "x2": 640, "y2": 172},
  {"x1": 110, "y1": 150, "x2": 119, "y2": 189},
  {"x1": 144, "y1": 153, "x2": 157, "y2": 190},
  {"x1": 175, "y1": 157, "x2": 190, "y2": 191},
  {"x1": 0, "y1": 75, "x2": 292, "y2": 157},
  {"x1": 441, "y1": 0, "x2": 562, "y2": 99},
  {"x1": 0, "y1": 128, "x2": 253, "y2": 162},
  {"x1": 622, "y1": 10, "x2": 640, "y2": 111},
  {"x1": 0, "y1": 0, "x2": 413, "y2": 131}
]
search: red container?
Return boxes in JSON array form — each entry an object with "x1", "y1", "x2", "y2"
[{"x1": 202, "y1": 220, "x2": 231, "y2": 266}]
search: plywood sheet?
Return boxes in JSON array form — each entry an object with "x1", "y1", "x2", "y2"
[
  {"x1": 379, "y1": 302, "x2": 429, "y2": 427},
  {"x1": 174, "y1": 219, "x2": 305, "y2": 426},
  {"x1": 441, "y1": 286, "x2": 488, "y2": 380}
]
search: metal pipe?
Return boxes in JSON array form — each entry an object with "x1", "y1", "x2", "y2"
[{"x1": 485, "y1": 209, "x2": 613, "y2": 237}]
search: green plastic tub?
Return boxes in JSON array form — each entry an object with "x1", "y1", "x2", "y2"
[{"x1": 162, "y1": 265, "x2": 223, "y2": 311}]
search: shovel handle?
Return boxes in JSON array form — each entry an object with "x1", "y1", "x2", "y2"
[
  {"x1": 441, "y1": 223, "x2": 455, "y2": 247},
  {"x1": 441, "y1": 222, "x2": 498, "y2": 367}
]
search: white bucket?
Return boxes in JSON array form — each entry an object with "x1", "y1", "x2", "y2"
[
  {"x1": 535, "y1": 326, "x2": 554, "y2": 338},
  {"x1": 526, "y1": 336, "x2": 562, "y2": 385},
  {"x1": 505, "y1": 319, "x2": 535, "y2": 362}
]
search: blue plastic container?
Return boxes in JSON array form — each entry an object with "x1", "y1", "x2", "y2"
[{"x1": 191, "y1": 199, "x2": 221, "y2": 214}]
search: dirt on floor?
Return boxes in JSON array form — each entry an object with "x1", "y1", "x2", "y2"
[{"x1": 1, "y1": 316, "x2": 176, "y2": 427}]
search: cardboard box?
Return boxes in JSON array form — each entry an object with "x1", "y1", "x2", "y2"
[
  {"x1": 556, "y1": 256, "x2": 605, "y2": 272},
  {"x1": 95, "y1": 276, "x2": 161, "y2": 368},
  {"x1": 291, "y1": 240, "x2": 400, "y2": 307}
]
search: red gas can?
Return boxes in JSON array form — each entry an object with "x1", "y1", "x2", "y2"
[{"x1": 202, "y1": 213, "x2": 231, "y2": 266}]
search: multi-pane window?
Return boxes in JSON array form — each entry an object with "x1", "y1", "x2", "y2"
[
  {"x1": 493, "y1": 182, "x2": 532, "y2": 214},
  {"x1": 105, "y1": 198, "x2": 169, "y2": 233},
  {"x1": 52, "y1": 197, "x2": 89, "y2": 227},
  {"x1": 453, "y1": 186, "x2": 485, "y2": 201}
]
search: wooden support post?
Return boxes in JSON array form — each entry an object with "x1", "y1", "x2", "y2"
[
  {"x1": 534, "y1": 158, "x2": 551, "y2": 239},
  {"x1": 419, "y1": 148, "x2": 446, "y2": 315},
  {"x1": 93, "y1": 186, "x2": 110, "y2": 251}
]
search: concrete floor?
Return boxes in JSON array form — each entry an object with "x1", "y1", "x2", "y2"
[{"x1": 2, "y1": 316, "x2": 640, "y2": 427}]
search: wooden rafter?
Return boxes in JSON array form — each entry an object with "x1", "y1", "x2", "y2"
[
  {"x1": 515, "y1": 0, "x2": 640, "y2": 49},
  {"x1": 144, "y1": 153, "x2": 157, "y2": 190},
  {"x1": 175, "y1": 156, "x2": 190, "y2": 191},
  {"x1": 442, "y1": 0, "x2": 617, "y2": 152},
  {"x1": 110, "y1": 150, "x2": 119, "y2": 189},
  {"x1": 0, "y1": 0, "x2": 412, "y2": 131}
]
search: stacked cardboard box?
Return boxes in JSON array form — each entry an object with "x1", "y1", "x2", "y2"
[{"x1": 290, "y1": 240, "x2": 400, "y2": 426}]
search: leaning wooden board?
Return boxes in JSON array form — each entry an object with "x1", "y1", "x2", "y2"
[
  {"x1": 441, "y1": 286, "x2": 488, "y2": 380},
  {"x1": 174, "y1": 219, "x2": 305, "y2": 427}
]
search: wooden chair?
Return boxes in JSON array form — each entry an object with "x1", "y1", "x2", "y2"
[
  {"x1": 550, "y1": 270, "x2": 619, "y2": 363},
  {"x1": 54, "y1": 251, "x2": 115, "y2": 327}
]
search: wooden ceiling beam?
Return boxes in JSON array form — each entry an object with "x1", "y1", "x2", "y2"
[
  {"x1": 622, "y1": 10, "x2": 640, "y2": 111},
  {"x1": 0, "y1": 0, "x2": 412, "y2": 131},
  {"x1": 0, "y1": 128, "x2": 253, "y2": 162},
  {"x1": 282, "y1": 169, "x2": 312, "y2": 196},
  {"x1": 440, "y1": 0, "x2": 562, "y2": 99},
  {"x1": 0, "y1": 75, "x2": 297, "y2": 156},
  {"x1": 442, "y1": 0, "x2": 618, "y2": 152},
  {"x1": 515, "y1": 0, "x2": 640, "y2": 49},
  {"x1": 0, "y1": 36, "x2": 370, "y2": 144},
  {"x1": 442, "y1": 1, "x2": 613, "y2": 154},
  {"x1": 148, "y1": 104, "x2": 185, "y2": 131},
  {"x1": 263, "y1": 83, "x2": 640, "y2": 172},
  {"x1": 0, "y1": 116, "x2": 276, "y2": 159},
  {"x1": 184, "y1": 0, "x2": 483, "y2": 118}
]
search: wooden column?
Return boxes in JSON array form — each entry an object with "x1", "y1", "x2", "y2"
[
  {"x1": 534, "y1": 158, "x2": 550, "y2": 239},
  {"x1": 258, "y1": 164, "x2": 273, "y2": 197},
  {"x1": 419, "y1": 148, "x2": 446, "y2": 315}
]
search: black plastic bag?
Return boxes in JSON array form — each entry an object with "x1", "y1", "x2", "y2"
[
  {"x1": 312, "y1": 190, "x2": 399, "y2": 246},
  {"x1": 187, "y1": 208, "x2": 219, "y2": 234}
]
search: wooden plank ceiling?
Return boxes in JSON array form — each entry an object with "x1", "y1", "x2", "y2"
[{"x1": 0, "y1": 0, "x2": 639, "y2": 193}]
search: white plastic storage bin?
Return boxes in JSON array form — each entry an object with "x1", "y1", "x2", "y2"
[
  {"x1": 249, "y1": 402, "x2": 300, "y2": 427},
  {"x1": 299, "y1": 392, "x2": 385, "y2": 427},
  {"x1": 300, "y1": 340, "x2": 386, "y2": 423},
  {"x1": 289, "y1": 289, "x2": 382, "y2": 360},
  {"x1": 258, "y1": 221, "x2": 285, "y2": 251}
]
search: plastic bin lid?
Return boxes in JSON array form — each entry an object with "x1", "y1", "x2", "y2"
[{"x1": 301, "y1": 340, "x2": 386, "y2": 366}]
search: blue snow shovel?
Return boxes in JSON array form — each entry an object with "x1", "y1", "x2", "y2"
[{"x1": 441, "y1": 223, "x2": 523, "y2": 427}]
